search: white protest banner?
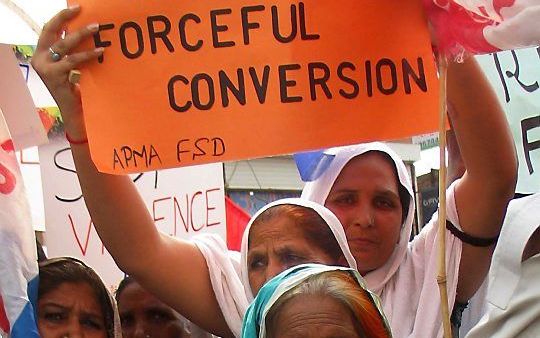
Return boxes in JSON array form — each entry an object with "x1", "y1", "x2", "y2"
[
  {"x1": 39, "y1": 135, "x2": 226, "y2": 287},
  {"x1": 14, "y1": 45, "x2": 56, "y2": 111},
  {"x1": 25, "y1": 62, "x2": 56, "y2": 108},
  {"x1": 0, "y1": 44, "x2": 46, "y2": 150},
  {"x1": 477, "y1": 47, "x2": 540, "y2": 194},
  {"x1": 17, "y1": 147, "x2": 45, "y2": 232}
]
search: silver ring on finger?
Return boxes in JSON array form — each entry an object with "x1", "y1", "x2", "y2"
[{"x1": 49, "y1": 46, "x2": 62, "y2": 62}]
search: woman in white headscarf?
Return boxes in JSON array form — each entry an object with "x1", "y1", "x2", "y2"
[
  {"x1": 302, "y1": 142, "x2": 460, "y2": 337},
  {"x1": 300, "y1": 57, "x2": 517, "y2": 337},
  {"x1": 194, "y1": 198, "x2": 357, "y2": 336}
]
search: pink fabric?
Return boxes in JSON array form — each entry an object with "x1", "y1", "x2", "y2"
[{"x1": 423, "y1": 0, "x2": 540, "y2": 58}]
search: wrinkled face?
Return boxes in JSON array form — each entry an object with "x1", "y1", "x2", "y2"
[
  {"x1": 38, "y1": 282, "x2": 107, "y2": 338},
  {"x1": 268, "y1": 294, "x2": 362, "y2": 338},
  {"x1": 248, "y1": 214, "x2": 336, "y2": 294},
  {"x1": 325, "y1": 152, "x2": 403, "y2": 275},
  {"x1": 118, "y1": 282, "x2": 188, "y2": 338}
]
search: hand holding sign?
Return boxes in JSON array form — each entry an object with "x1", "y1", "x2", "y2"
[{"x1": 31, "y1": 5, "x2": 104, "y2": 143}]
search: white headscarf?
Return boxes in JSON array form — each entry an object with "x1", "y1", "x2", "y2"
[
  {"x1": 301, "y1": 142, "x2": 462, "y2": 338},
  {"x1": 301, "y1": 142, "x2": 415, "y2": 292},
  {"x1": 194, "y1": 198, "x2": 357, "y2": 337},
  {"x1": 239, "y1": 198, "x2": 357, "y2": 302}
]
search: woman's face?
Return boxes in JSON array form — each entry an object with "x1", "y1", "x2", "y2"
[
  {"x1": 325, "y1": 152, "x2": 403, "y2": 275},
  {"x1": 118, "y1": 281, "x2": 188, "y2": 338},
  {"x1": 247, "y1": 213, "x2": 336, "y2": 294},
  {"x1": 38, "y1": 282, "x2": 107, "y2": 338},
  {"x1": 268, "y1": 294, "x2": 361, "y2": 338}
]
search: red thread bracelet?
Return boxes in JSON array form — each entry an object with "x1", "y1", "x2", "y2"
[{"x1": 65, "y1": 132, "x2": 88, "y2": 145}]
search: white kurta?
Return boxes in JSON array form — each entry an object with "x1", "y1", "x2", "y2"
[{"x1": 466, "y1": 194, "x2": 540, "y2": 338}]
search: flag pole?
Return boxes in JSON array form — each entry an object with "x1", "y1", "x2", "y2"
[{"x1": 436, "y1": 54, "x2": 452, "y2": 338}]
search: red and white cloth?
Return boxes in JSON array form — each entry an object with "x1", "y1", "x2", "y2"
[
  {"x1": 424, "y1": 0, "x2": 540, "y2": 57},
  {"x1": 0, "y1": 110, "x2": 39, "y2": 338}
]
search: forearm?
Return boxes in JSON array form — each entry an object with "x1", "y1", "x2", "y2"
[
  {"x1": 447, "y1": 57, "x2": 517, "y2": 193},
  {"x1": 33, "y1": 10, "x2": 233, "y2": 335},
  {"x1": 448, "y1": 57, "x2": 518, "y2": 301},
  {"x1": 69, "y1": 142, "x2": 162, "y2": 273},
  {"x1": 69, "y1": 140, "x2": 233, "y2": 336}
]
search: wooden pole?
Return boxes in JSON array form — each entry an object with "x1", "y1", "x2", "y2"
[{"x1": 436, "y1": 54, "x2": 452, "y2": 338}]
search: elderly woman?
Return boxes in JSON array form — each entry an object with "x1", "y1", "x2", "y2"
[
  {"x1": 37, "y1": 257, "x2": 121, "y2": 338},
  {"x1": 186, "y1": 198, "x2": 356, "y2": 336},
  {"x1": 242, "y1": 264, "x2": 391, "y2": 338},
  {"x1": 300, "y1": 57, "x2": 517, "y2": 337}
]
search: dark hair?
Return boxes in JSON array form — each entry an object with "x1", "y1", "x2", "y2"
[
  {"x1": 38, "y1": 258, "x2": 115, "y2": 338},
  {"x1": 249, "y1": 204, "x2": 345, "y2": 264},
  {"x1": 115, "y1": 275, "x2": 134, "y2": 303}
]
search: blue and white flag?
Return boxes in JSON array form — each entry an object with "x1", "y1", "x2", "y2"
[
  {"x1": 293, "y1": 149, "x2": 335, "y2": 182},
  {"x1": 0, "y1": 109, "x2": 40, "y2": 338}
]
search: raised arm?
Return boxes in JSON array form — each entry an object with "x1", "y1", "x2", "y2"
[
  {"x1": 32, "y1": 7, "x2": 233, "y2": 337},
  {"x1": 446, "y1": 57, "x2": 517, "y2": 302}
]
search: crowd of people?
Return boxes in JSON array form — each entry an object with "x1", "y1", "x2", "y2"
[{"x1": 27, "y1": 5, "x2": 540, "y2": 338}]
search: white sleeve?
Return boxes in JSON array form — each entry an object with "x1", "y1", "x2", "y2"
[{"x1": 193, "y1": 234, "x2": 249, "y2": 337}]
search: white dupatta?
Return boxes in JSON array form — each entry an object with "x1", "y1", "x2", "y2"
[{"x1": 302, "y1": 142, "x2": 463, "y2": 338}]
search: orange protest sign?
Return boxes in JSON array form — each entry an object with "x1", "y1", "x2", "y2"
[{"x1": 67, "y1": 0, "x2": 439, "y2": 174}]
